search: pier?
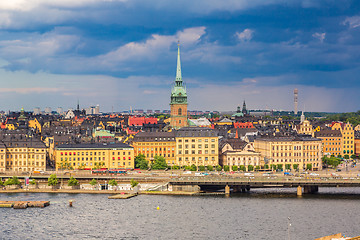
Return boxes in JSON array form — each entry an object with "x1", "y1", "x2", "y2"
[{"x1": 0, "y1": 201, "x2": 50, "y2": 209}]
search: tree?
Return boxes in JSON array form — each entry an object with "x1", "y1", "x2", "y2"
[
  {"x1": 0, "y1": 180, "x2": 3, "y2": 186},
  {"x1": 190, "y1": 164, "x2": 197, "y2": 171},
  {"x1": 130, "y1": 178, "x2": 139, "y2": 188},
  {"x1": 337, "y1": 154, "x2": 342, "y2": 158},
  {"x1": 48, "y1": 174, "x2": 58, "y2": 188},
  {"x1": 223, "y1": 165, "x2": 230, "y2": 172},
  {"x1": 151, "y1": 155, "x2": 168, "y2": 170},
  {"x1": 90, "y1": 179, "x2": 97, "y2": 186},
  {"x1": 306, "y1": 164, "x2": 312, "y2": 170},
  {"x1": 68, "y1": 177, "x2": 79, "y2": 186},
  {"x1": 344, "y1": 154, "x2": 350, "y2": 159},
  {"x1": 255, "y1": 166, "x2": 260, "y2": 171},
  {"x1": 108, "y1": 179, "x2": 118, "y2": 186},
  {"x1": 248, "y1": 165, "x2": 254, "y2": 171},
  {"x1": 198, "y1": 165, "x2": 205, "y2": 171},
  {"x1": 351, "y1": 154, "x2": 356, "y2": 159},
  {"x1": 207, "y1": 165, "x2": 213, "y2": 171},
  {"x1": 5, "y1": 176, "x2": 21, "y2": 186},
  {"x1": 135, "y1": 154, "x2": 149, "y2": 170},
  {"x1": 29, "y1": 179, "x2": 37, "y2": 185},
  {"x1": 172, "y1": 165, "x2": 180, "y2": 170},
  {"x1": 285, "y1": 164, "x2": 291, "y2": 170},
  {"x1": 293, "y1": 164, "x2": 299, "y2": 171},
  {"x1": 232, "y1": 165, "x2": 238, "y2": 171},
  {"x1": 277, "y1": 164, "x2": 283, "y2": 170},
  {"x1": 216, "y1": 165, "x2": 222, "y2": 171},
  {"x1": 264, "y1": 164, "x2": 269, "y2": 169},
  {"x1": 270, "y1": 164, "x2": 277, "y2": 171},
  {"x1": 239, "y1": 165, "x2": 246, "y2": 171}
]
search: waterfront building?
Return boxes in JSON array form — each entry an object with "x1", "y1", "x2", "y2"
[
  {"x1": 55, "y1": 143, "x2": 134, "y2": 170},
  {"x1": 0, "y1": 137, "x2": 46, "y2": 172},
  {"x1": 175, "y1": 127, "x2": 219, "y2": 167},
  {"x1": 331, "y1": 122, "x2": 355, "y2": 155},
  {"x1": 170, "y1": 45, "x2": 188, "y2": 129},
  {"x1": 314, "y1": 129, "x2": 342, "y2": 157},
  {"x1": 254, "y1": 136, "x2": 322, "y2": 171},
  {"x1": 219, "y1": 138, "x2": 261, "y2": 168},
  {"x1": 132, "y1": 131, "x2": 176, "y2": 165}
]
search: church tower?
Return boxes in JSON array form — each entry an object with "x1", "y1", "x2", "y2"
[{"x1": 170, "y1": 44, "x2": 188, "y2": 129}]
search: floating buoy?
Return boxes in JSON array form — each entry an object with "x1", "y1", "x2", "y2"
[
  {"x1": 156, "y1": 206, "x2": 160, "y2": 210},
  {"x1": 69, "y1": 200, "x2": 74, "y2": 207}
]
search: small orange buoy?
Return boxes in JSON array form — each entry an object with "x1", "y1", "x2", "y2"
[{"x1": 69, "y1": 200, "x2": 74, "y2": 207}]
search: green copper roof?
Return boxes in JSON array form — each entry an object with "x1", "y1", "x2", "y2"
[{"x1": 171, "y1": 44, "x2": 187, "y2": 105}]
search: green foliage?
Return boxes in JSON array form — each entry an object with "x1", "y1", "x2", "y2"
[
  {"x1": 190, "y1": 164, "x2": 197, "y2": 171},
  {"x1": 323, "y1": 156, "x2": 341, "y2": 168},
  {"x1": 277, "y1": 164, "x2": 283, "y2": 170},
  {"x1": 306, "y1": 164, "x2": 312, "y2": 170},
  {"x1": 337, "y1": 154, "x2": 342, "y2": 158},
  {"x1": 48, "y1": 174, "x2": 58, "y2": 186},
  {"x1": 185, "y1": 165, "x2": 191, "y2": 170},
  {"x1": 5, "y1": 176, "x2": 21, "y2": 186},
  {"x1": 232, "y1": 165, "x2": 238, "y2": 171},
  {"x1": 130, "y1": 179, "x2": 139, "y2": 188},
  {"x1": 248, "y1": 165, "x2": 254, "y2": 171},
  {"x1": 285, "y1": 164, "x2": 291, "y2": 170},
  {"x1": 0, "y1": 180, "x2": 3, "y2": 186},
  {"x1": 239, "y1": 165, "x2": 246, "y2": 171},
  {"x1": 151, "y1": 155, "x2": 168, "y2": 170},
  {"x1": 255, "y1": 166, "x2": 260, "y2": 171},
  {"x1": 90, "y1": 179, "x2": 97, "y2": 186},
  {"x1": 198, "y1": 165, "x2": 205, "y2": 171},
  {"x1": 223, "y1": 165, "x2": 230, "y2": 172},
  {"x1": 135, "y1": 154, "x2": 149, "y2": 170},
  {"x1": 172, "y1": 165, "x2": 180, "y2": 170},
  {"x1": 293, "y1": 164, "x2": 299, "y2": 170},
  {"x1": 68, "y1": 177, "x2": 79, "y2": 186},
  {"x1": 216, "y1": 165, "x2": 222, "y2": 171},
  {"x1": 270, "y1": 164, "x2": 277, "y2": 170},
  {"x1": 321, "y1": 111, "x2": 360, "y2": 126},
  {"x1": 207, "y1": 165, "x2": 213, "y2": 171},
  {"x1": 108, "y1": 179, "x2": 118, "y2": 186},
  {"x1": 29, "y1": 179, "x2": 37, "y2": 185},
  {"x1": 351, "y1": 154, "x2": 357, "y2": 159},
  {"x1": 264, "y1": 164, "x2": 269, "y2": 169},
  {"x1": 344, "y1": 154, "x2": 350, "y2": 159}
]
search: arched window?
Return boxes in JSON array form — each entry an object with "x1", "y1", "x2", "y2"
[{"x1": 178, "y1": 108, "x2": 182, "y2": 115}]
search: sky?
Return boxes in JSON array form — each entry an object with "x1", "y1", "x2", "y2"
[{"x1": 0, "y1": 0, "x2": 360, "y2": 113}]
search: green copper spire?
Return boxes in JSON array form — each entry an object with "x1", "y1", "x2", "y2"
[
  {"x1": 176, "y1": 44, "x2": 182, "y2": 82},
  {"x1": 171, "y1": 44, "x2": 187, "y2": 104}
]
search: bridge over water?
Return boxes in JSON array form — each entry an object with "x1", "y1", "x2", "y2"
[{"x1": 169, "y1": 176, "x2": 360, "y2": 196}]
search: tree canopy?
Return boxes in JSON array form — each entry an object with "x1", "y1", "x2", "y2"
[
  {"x1": 151, "y1": 155, "x2": 168, "y2": 170},
  {"x1": 48, "y1": 174, "x2": 58, "y2": 186},
  {"x1": 135, "y1": 154, "x2": 149, "y2": 170}
]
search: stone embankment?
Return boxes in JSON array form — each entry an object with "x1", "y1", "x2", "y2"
[{"x1": 0, "y1": 201, "x2": 50, "y2": 209}]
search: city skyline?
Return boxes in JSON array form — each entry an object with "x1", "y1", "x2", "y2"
[{"x1": 0, "y1": 1, "x2": 360, "y2": 112}]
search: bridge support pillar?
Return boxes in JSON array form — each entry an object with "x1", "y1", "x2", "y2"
[
  {"x1": 303, "y1": 186, "x2": 319, "y2": 194},
  {"x1": 225, "y1": 185, "x2": 230, "y2": 196},
  {"x1": 241, "y1": 186, "x2": 246, "y2": 192},
  {"x1": 246, "y1": 186, "x2": 250, "y2": 192},
  {"x1": 233, "y1": 186, "x2": 241, "y2": 193},
  {"x1": 297, "y1": 186, "x2": 302, "y2": 196}
]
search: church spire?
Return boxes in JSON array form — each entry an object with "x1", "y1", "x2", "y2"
[{"x1": 175, "y1": 43, "x2": 182, "y2": 84}]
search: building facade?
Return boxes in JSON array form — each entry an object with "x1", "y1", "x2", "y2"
[
  {"x1": 314, "y1": 129, "x2": 342, "y2": 156},
  {"x1": 132, "y1": 132, "x2": 176, "y2": 165},
  {"x1": 331, "y1": 122, "x2": 355, "y2": 156},
  {"x1": 175, "y1": 127, "x2": 219, "y2": 167},
  {"x1": 0, "y1": 139, "x2": 47, "y2": 172},
  {"x1": 170, "y1": 45, "x2": 188, "y2": 129},
  {"x1": 219, "y1": 138, "x2": 261, "y2": 168},
  {"x1": 254, "y1": 136, "x2": 322, "y2": 171},
  {"x1": 55, "y1": 143, "x2": 134, "y2": 170}
]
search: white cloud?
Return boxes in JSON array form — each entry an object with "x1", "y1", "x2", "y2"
[
  {"x1": 235, "y1": 29, "x2": 254, "y2": 42},
  {"x1": 312, "y1": 32, "x2": 326, "y2": 43},
  {"x1": 343, "y1": 16, "x2": 360, "y2": 29}
]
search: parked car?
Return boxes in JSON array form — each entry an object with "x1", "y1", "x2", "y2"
[
  {"x1": 244, "y1": 173, "x2": 254, "y2": 177},
  {"x1": 309, "y1": 173, "x2": 319, "y2": 176},
  {"x1": 284, "y1": 172, "x2": 294, "y2": 176},
  {"x1": 331, "y1": 173, "x2": 340, "y2": 177}
]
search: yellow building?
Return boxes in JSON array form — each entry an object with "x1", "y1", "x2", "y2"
[
  {"x1": 55, "y1": 143, "x2": 134, "y2": 170},
  {"x1": 314, "y1": 129, "x2": 342, "y2": 157},
  {"x1": 254, "y1": 136, "x2": 322, "y2": 171},
  {"x1": 28, "y1": 118, "x2": 42, "y2": 133},
  {"x1": 297, "y1": 120, "x2": 314, "y2": 137},
  {"x1": 331, "y1": 122, "x2": 355, "y2": 156},
  {"x1": 175, "y1": 127, "x2": 219, "y2": 167},
  {"x1": 132, "y1": 132, "x2": 176, "y2": 165},
  {"x1": 0, "y1": 139, "x2": 47, "y2": 172}
]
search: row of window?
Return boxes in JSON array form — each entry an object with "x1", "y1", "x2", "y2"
[
  {"x1": 178, "y1": 139, "x2": 216, "y2": 143},
  {"x1": 178, "y1": 157, "x2": 216, "y2": 161},
  {"x1": 178, "y1": 144, "x2": 216, "y2": 149},
  {"x1": 3, "y1": 161, "x2": 44, "y2": 166},
  {"x1": 60, "y1": 151, "x2": 132, "y2": 156},
  {"x1": 272, "y1": 145, "x2": 319, "y2": 151},
  {"x1": 61, "y1": 157, "x2": 131, "y2": 161},
  {"x1": 178, "y1": 150, "x2": 216, "y2": 155},
  {"x1": 272, "y1": 152, "x2": 319, "y2": 157},
  {"x1": 139, "y1": 148, "x2": 174, "y2": 151}
]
